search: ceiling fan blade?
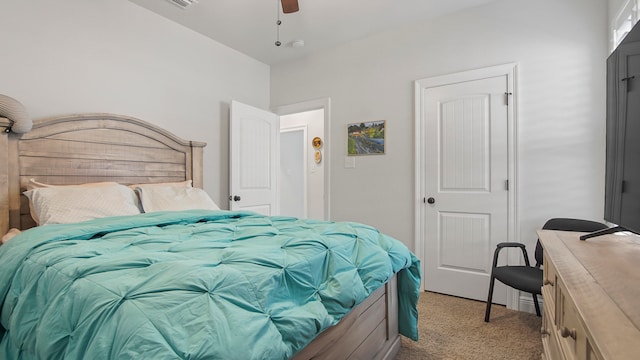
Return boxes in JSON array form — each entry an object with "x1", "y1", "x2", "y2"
[{"x1": 281, "y1": 0, "x2": 299, "y2": 14}]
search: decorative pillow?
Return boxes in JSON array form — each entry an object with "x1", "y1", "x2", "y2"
[
  {"x1": 136, "y1": 186, "x2": 220, "y2": 213},
  {"x1": 23, "y1": 184, "x2": 141, "y2": 225}
]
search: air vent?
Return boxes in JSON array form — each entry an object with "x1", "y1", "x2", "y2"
[{"x1": 165, "y1": 0, "x2": 198, "y2": 10}]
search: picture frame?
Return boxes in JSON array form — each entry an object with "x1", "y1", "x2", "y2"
[{"x1": 347, "y1": 120, "x2": 385, "y2": 156}]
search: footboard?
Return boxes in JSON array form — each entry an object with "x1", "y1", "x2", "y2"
[{"x1": 291, "y1": 274, "x2": 400, "y2": 360}]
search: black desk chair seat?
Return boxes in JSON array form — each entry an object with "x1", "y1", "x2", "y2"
[
  {"x1": 491, "y1": 265, "x2": 543, "y2": 294},
  {"x1": 484, "y1": 218, "x2": 608, "y2": 322}
]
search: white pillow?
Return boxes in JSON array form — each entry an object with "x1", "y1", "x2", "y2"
[
  {"x1": 24, "y1": 180, "x2": 128, "y2": 223},
  {"x1": 23, "y1": 184, "x2": 141, "y2": 225},
  {"x1": 136, "y1": 186, "x2": 220, "y2": 213},
  {"x1": 26, "y1": 178, "x2": 119, "y2": 190}
]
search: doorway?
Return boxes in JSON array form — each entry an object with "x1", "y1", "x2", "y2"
[
  {"x1": 274, "y1": 98, "x2": 331, "y2": 221},
  {"x1": 229, "y1": 99, "x2": 330, "y2": 220},
  {"x1": 414, "y1": 64, "x2": 518, "y2": 308},
  {"x1": 279, "y1": 109, "x2": 325, "y2": 219}
]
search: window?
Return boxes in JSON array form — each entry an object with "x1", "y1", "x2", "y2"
[{"x1": 613, "y1": 0, "x2": 640, "y2": 49}]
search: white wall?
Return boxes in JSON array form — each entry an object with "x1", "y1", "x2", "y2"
[
  {"x1": 271, "y1": 0, "x2": 609, "y2": 252},
  {"x1": 0, "y1": 0, "x2": 270, "y2": 207}
]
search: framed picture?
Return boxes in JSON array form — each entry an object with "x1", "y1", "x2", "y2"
[{"x1": 347, "y1": 120, "x2": 385, "y2": 156}]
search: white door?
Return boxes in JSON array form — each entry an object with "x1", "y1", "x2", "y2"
[
  {"x1": 229, "y1": 100, "x2": 278, "y2": 215},
  {"x1": 418, "y1": 70, "x2": 513, "y2": 303}
]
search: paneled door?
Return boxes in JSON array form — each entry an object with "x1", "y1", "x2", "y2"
[
  {"x1": 416, "y1": 65, "x2": 516, "y2": 303},
  {"x1": 229, "y1": 100, "x2": 279, "y2": 215}
]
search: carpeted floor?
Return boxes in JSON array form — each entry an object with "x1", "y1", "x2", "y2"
[{"x1": 395, "y1": 292, "x2": 542, "y2": 360}]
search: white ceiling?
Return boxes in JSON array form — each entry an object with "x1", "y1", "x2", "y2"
[{"x1": 129, "y1": 0, "x2": 498, "y2": 66}]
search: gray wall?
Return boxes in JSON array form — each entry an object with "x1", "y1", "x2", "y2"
[
  {"x1": 0, "y1": 0, "x2": 270, "y2": 207},
  {"x1": 271, "y1": 0, "x2": 609, "y2": 253}
]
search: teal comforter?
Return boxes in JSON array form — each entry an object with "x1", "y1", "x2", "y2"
[{"x1": 0, "y1": 210, "x2": 420, "y2": 359}]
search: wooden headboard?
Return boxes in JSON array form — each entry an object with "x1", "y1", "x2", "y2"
[{"x1": 0, "y1": 113, "x2": 206, "y2": 234}]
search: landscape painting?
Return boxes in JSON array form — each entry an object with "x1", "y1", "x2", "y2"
[{"x1": 347, "y1": 120, "x2": 386, "y2": 155}]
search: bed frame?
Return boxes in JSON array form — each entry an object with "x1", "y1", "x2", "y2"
[
  {"x1": 0, "y1": 113, "x2": 205, "y2": 232},
  {"x1": 0, "y1": 113, "x2": 401, "y2": 360}
]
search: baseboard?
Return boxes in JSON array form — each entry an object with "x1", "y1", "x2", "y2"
[{"x1": 518, "y1": 293, "x2": 543, "y2": 314}]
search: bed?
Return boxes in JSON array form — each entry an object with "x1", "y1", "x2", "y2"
[{"x1": 0, "y1": 113, "x2": 420, "y2": 359}]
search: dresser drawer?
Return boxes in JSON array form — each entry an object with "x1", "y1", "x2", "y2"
[
  {"x1": 542, "y1": 302, "x2": 564, "y2": 360},
  {"x1": 556, "y1": 278, "x2": 602, "y2": 360}
]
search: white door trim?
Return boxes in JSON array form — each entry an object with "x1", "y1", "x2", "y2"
[
  {"x1": 414, "y1": 63, "x2": 520, "y2": 310},
  {"x1": 272, "y1": 98, "x2": 332, "y2": 221}
]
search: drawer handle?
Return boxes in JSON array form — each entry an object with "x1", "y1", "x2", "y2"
[
  {"x1": 544, "y1": 279, "x2": 555, "y2": 286},
  {"x1": 561, "y1": 327, "x2": 577, "y2": 340}
]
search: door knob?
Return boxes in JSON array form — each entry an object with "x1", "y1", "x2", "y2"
[
  {"x1": 427, "y1": 197, "x2": 435, "y2": 204},
  {"x1": 229, "y1": 195, "x2": 241, "y2": 202}
]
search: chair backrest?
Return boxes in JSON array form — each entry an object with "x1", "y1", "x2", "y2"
[{"x1": 534, "y1": 218, "x2": 609, "y2": 266}]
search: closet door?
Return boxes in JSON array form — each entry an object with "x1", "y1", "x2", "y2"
[{"x1": 418, "y1": 71, "x2": 512, "y2": 303}]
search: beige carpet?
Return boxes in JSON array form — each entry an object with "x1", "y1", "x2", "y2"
[{"x1": 395, "y1": 292, "x2": 542, "y2": 360}]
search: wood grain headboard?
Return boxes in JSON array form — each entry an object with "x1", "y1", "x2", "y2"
[{"x1": 0, "y1": 113, "x2": 206, "y2": 234}]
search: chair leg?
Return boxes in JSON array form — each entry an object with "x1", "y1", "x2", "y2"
[
  {"x1": 484, "y1": 276, "x2": 496, "y2": 322},
  {"x1": 532, "y1": 293, "x2": 541, "y2": 317}
]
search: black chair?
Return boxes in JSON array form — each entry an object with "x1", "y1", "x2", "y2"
[{"x1": 484, "y1": 218, "x2": 608, "y2": 322}]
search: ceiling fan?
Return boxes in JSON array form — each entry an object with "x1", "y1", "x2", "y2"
[
  {"x1": 274, "y1": 0, "x2": 299, "y2": 47},
  {"x1": 281, "y1": 0, "x2": 299, "y2": 13}
]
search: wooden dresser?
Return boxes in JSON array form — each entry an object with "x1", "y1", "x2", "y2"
[{"x1": 539, "y1": 230, "x2": 640, "y2": 360}]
